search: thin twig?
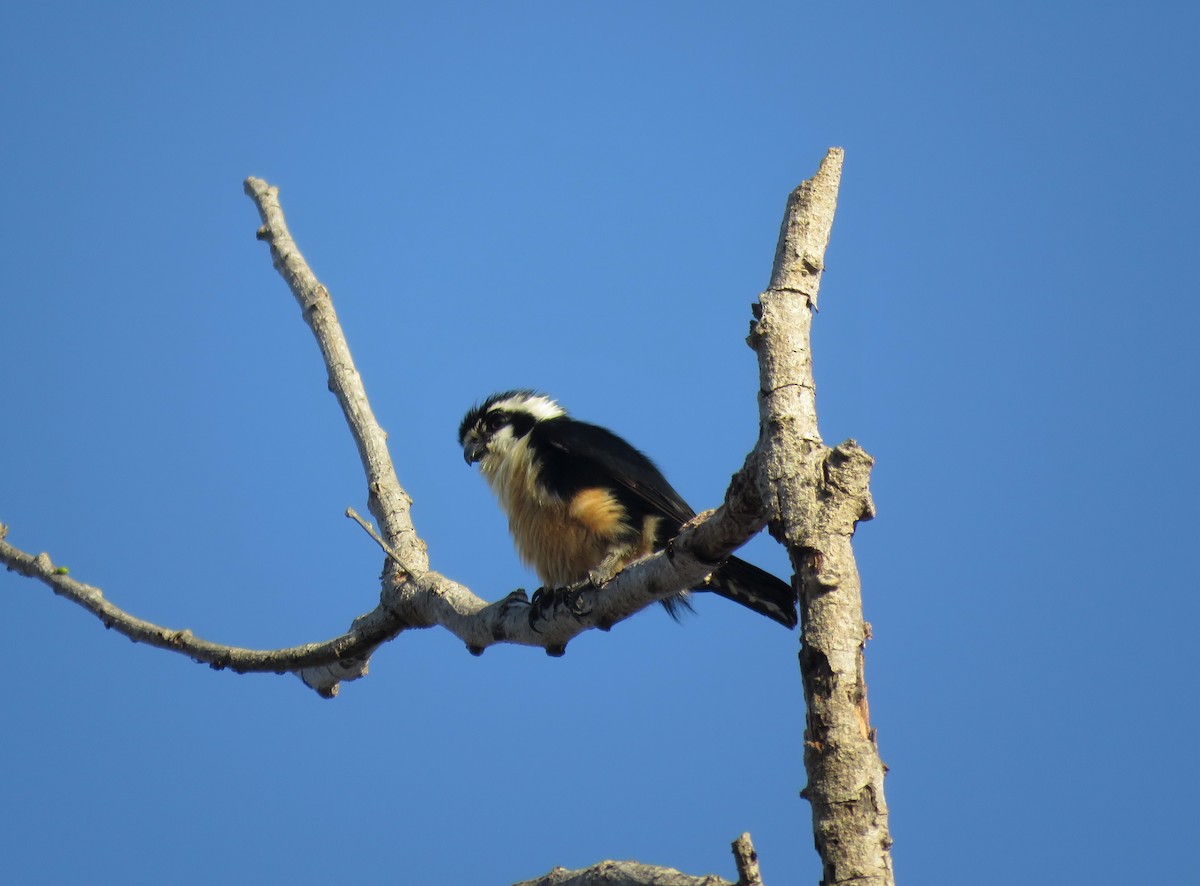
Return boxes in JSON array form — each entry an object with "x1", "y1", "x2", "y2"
[{"x1": 346, "y1": 507, "x2": 422, "y2": 577}]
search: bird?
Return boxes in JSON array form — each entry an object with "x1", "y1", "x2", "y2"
[{"x1": 458, "y1": 390, "x2": 797, "y2": 628}]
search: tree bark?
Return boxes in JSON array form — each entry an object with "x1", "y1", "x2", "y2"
[
  {"x1": 511, "y1": 832, "x2": 763, "y2": 886},
  {"x1": 750, "y1": 149, "x2": 893, "y2": 885}
]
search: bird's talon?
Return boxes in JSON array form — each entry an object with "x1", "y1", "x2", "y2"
[
  {"x1": 528, "y1": 586, "x2": 552, "y2": 629},
  {"x1": 528, "y1": 584, "x2": 593, "y2": 625}
]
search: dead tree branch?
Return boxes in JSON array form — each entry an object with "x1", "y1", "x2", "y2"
[
  {"x1": 512, "y1": 831, "x2": 766, "y2": 886},
  {"x1": 512, "y1": 861, "x2": 730, "y2": 886},
  {"x1": 0, "y1": 152, "x2": 885, "y2": 882},
  {"x1": 0, "y1": 176, "x2": 781, "y2": 696},
  {"x1": 731, "y1": 832, "x2": 764, "y2": 886},
  {"x1": 749, "y1": 149, "x2": 893, "y2": 884}
]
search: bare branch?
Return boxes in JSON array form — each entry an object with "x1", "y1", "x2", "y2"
[
  {"x1": 0, "y1": 525, "x2": 395, "y2": 679},
  {"x1": 510, "y1": 832, "x2": 766, "y2": 886},
  {"x1": 2, "y1": 155, "x2": 878, "y2": 878},
  {"x1": 0, "y1": 454, "x2": 767, "y2": 693},
  {"x1": 513, "y1": 860, "x2": 732, "y2": 886},
  {"x1": 243, "y1": 177, "x2": 426, "y2": 578},
  {"x1": 380, "y1": 457, "x2": 772, "y2": 654},
  {"x1": 1, "y1": 174, "x2": 803, "y2": 700},
  {"x1": 240, "y1": 177, "x2": 779, "y2": 691},
  {"x1": 750, "y1": 149, "x2": 894, "y2": 884},
  {"x1": 731, "y1": 833, "x2": 763, "y2": 886}
]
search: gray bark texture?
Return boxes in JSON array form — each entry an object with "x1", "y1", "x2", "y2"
[
  {"x1": 750, "y1": 150, "x2": 893, "y2": 885},
  {"x1": 512, "y1": 860, "x2": 731, "y2": 886},
  {"x1": 511, "y1": 832, "x2": 762, "y2": 886}
]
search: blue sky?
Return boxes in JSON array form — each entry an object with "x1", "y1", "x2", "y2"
[{"x1": 2, "y1": 3, "x2": 1196, "y2": 883}]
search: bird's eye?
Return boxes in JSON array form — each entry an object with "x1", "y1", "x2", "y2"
[{"x1": 485, "y1": 412, "x2": 506, "y2": 431}]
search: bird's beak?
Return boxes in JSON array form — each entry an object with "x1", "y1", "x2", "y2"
[{"x1": 463, "y1": 439, "x2": 486, "y2": 465}]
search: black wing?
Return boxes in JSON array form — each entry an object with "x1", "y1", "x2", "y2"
[
  {"x1": 533, "y1": 416, "x2": 797, "y2": 628},
  {"x1": 531, "y1": 417, "x2": 696, "y2": 529}
]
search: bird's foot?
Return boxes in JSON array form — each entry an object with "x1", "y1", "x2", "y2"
[{"x1": 529, "y1": 580, "x2": 594, "y2": 628}]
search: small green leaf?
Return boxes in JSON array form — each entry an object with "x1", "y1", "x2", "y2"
[{"x1": 54, "y1": 566, "x2": 70, "y2": 575}]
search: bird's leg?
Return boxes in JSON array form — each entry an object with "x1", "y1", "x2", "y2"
[
  {"x1": 586, "y1": 543, "x2": 636, "y2": 588},
  {"x1": 528, "y1": 542, "x2": 638, "y2": 628}
]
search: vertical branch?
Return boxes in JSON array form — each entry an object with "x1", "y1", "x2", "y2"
[{"x1": 749, "y1": 150, "x2": 894, "y2": 885}]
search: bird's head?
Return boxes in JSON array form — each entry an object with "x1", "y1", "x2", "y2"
[{"x1": 458, "y1": 390, "x2": 565, "y2": 465}]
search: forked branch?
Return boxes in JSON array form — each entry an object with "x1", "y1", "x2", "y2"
[
  {"x1": 1, "y1": 158, "x2": 862, "y2": 721},
  {"x1": 0, "y1": 177, "x2": 782, "y2": 695},
  {"x1": 0, "y1": 151, "x2": 887, "y2": 882}
]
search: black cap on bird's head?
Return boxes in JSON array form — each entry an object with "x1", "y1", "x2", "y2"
[{"x1": 458, "y1": 390, "x2": 565, "y2": 465}]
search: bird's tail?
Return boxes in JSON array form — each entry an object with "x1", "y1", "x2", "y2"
[{"x1": 704, "y1": 557, "x2": 797, "y2": 629}]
